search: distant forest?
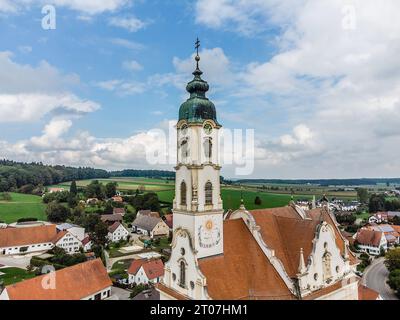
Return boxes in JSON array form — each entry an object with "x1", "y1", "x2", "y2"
[
  {"x1": 0, "y1": 160, "x2": 174, "y2": 193},
  {"x1": 235, "y1": 178, "x2": 400, "y2": 186}
]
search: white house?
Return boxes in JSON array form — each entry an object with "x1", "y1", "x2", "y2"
[
  {"x1": 82, "y1": 236, "x2": 93, "y2": 252},
  {"x1": 0, "y1": 259, "x2": 112, "y2": 300},
  {"x1": 128, "y1": 259, "x2": 164, "y2": 285},
  {"x1": 56, "y1": 223, "x2": 85, "y2": 241},
  {"x1": 132, "y1": 215, "x2": 170, "y2": 238},
  {"x1": 53, "y1": 231, "x2": 82, "y2": 254},
  {"x1": 107, "y1": 222, "x2": 130, "y2": 243},
  {"x1": 355, "y1": 228, "x2": 387, "y2": 255},
  {"x1": 0, "y1": 225, "x2": 57, "y2": 256}
]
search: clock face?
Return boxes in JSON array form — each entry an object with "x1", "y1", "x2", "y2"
[
  {"x1": 203, "y1": 123, "x2": 212, "y2": 135},
  {"x1": 197, "y1": 217, "x2": 221, "y2": 249}
]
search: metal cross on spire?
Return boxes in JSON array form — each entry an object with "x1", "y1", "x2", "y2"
[
  {"x1": 194, "y1": 37, "x2": 201, "y2": 70},
  {"x1": 195, "y1": 37, "x2": 200, "y2": 56}
]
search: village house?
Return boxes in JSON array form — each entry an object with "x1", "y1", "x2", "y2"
[
  {"x1": 100, "y1": 214, "x2": 123, "y2": 226},
  {"x1": 52, "y1": 230, "x2": 82, "y2": 254},
  {"x1": 366, "y1": 224, "x2": 400, "y2": 247},
  {"x1": 47, "y1": 187, "x2": 65, "y2": 193},
  {"x1": 137, "y1": 210, "x2": 160, "y2": 218},
  {"x1": 107, "y1": 222, "x2": 130, "y2": 243},
  {"x1": 128, "y1": 259, "x2": 164, "y2": 285},
  {"x1": 113, "y1": 207, "x2": 126, "y2": 217},
  {"x1": 0, "y1": 259, "x2": 112, "y2": 300},
  {"x1": 132, "y1": 215, "x2": 169, "y2": 238},
  {"x1": 86, "y1": 198, "x2": 99, "y2": 205},
  {"x1": 56, "y1": 223, "x2": 85, "y2": 241},
  {"x1": 355, "y1": 228, "x2": 387, "y2": 255},
  {"x1": 0, "y1": 225, "x2": 57, "y2": 255},
  {"x1": 368, "y1": 211, "x2": 400, "y2": 224},
  {"x1": 0, "y1": 224, "x2": 84, "y2": 256},
  {"x1": 111, "y1": 196, "x2": 123, "y2": 203},
  {"x1": 82, "y1": 236, "x2": 93, "y2": 252}
]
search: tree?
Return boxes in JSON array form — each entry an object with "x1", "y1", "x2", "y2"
[
  {"x1": 92, "y1": 221, "x2": 109, "y2": 246},
  {"x1": 46, "y1": 202, "x2": 71, "y2": 223},
  {"x1": 387, "y1": 269, "x2": 400, "y2": 295},
  {"x1": 368, "y1": 194, "x2": 385, "y2": 213},
  {"x1": 70, "y1": 180, "x2": 78, "y2": 196},
  {"x1": 254, "y1": 196, "x2": 262, "y2": 205},
  {"x1": 103, "y1": 202, "x2": 114, "y2": 215},
  {"x1": 356, "y1": 188, "x2": 369, "y2": 204},
  {"x1": 105, "y1": 182, "x2": 118, "y2": 198},
  {"x1": 85, "y1": 180, "x2": 106, "y2": 200},
  {"x1": 385, "y1": 248, "x2": 400, "y2": 272}
]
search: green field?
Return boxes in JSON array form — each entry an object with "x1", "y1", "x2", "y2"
[
  {"x1": 0, "y1": 267, "x2": 36, "y2": 286},
  {"x1": 0, "y1": 193, "x2": 46, "y2": 224},
  {"x1": 51, "y1": 177, "x2": 174, "y2": 192},
  {"x1": 157, "y1": 187, "x2": 310, "y2": 210}
]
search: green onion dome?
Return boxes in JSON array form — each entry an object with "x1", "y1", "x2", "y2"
[{"x1": 178, "y1": 55, "x2": 219, "y2": 125}]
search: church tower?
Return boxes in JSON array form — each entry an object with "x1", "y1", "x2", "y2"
[{"x1": 173, "y1": 39, "x2": 224, "y2": 259}]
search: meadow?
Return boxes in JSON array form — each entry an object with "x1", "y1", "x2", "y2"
[
  {"x1": 0, "y1": 192, "x2": 46, "y2": 223},
  {"x1": 0, "y1": 177, "x2": 358, "y2": 224}
]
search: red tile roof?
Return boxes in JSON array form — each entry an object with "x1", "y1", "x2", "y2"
[
  {"x1": 142, "y1": 259, "x2": 164, "y2": 280},
  {"x1": 51, "y1": 230, "x2": 68, "y2": 244},
  {"x1": 0, "y1": 225, "x2": 57, "y2": 248},
  {"x1": 108, "y1": 221, "x2": 123, "y2": 233},
  {"x1": 358, "y1": 284, "x2": 380, "y2": 300},
  {"x1": 5, "y1": 259, "x2": 112, "y2": 300},
  {"x1": 198, "y1": 219, "x2": 295, "y2": 300},
  {"x1": 355, "y1": 229, "x2": 383, "y2": 247},
  {"x1": 128, "y1": 259, "x2": 164, "y2": 280}
]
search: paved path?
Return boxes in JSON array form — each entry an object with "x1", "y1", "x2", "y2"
[
  {"x1": 110, "y1": 286, "x2": 131, "y2": 300},
  {"x1": 0, "y1": 252, "x2": 43, "y2": 270},
  {"x1": 362, "y1": 257, "x2": 398, "y2": 300}
]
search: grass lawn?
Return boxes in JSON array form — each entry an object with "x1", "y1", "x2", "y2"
[
  {"x1": 0, "y1": 267, "x2": 36, "y2": 286},
  {"x1": 111, "y1": 259, "x2": 133, "y2": 273},
  {"x1": 0, "y1": 193, "x2": 46, "y2": 224},
  {"x1": 152, "y1": 237, "x2": 171, "y2": 250}
]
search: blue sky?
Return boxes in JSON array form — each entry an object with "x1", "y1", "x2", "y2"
[{"x1": 0, "y1": 1, "x2": 399, "y2": 179}]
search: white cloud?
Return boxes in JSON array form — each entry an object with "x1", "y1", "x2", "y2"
[
  {"x1": 193, "y1": 0, "x2": 400, "y2": 178},
  {"x1": 110, "y1": 38, "x2": 144, "y2": 51},
  {"x1": 0, "y1": 93, "x2": 99, "y2": 123},
  {"x1": 94, "y1": 79, "x2": 146, "y2": 96},
  {"x1": 0, "y1": 51, "x2": 99, "y2": 122},
  {"x1": 0, "y1": 119, "x2": 174, "y2": 170},
  {"x1": 122, "y1": 60, "x2": 143, "y2": 72},
  {"x1": 0, "y1": 0, "x2": 131, "y2": 15},
  {"x1": 109, "y1": 16, "x2": 147, "y2": 32}
]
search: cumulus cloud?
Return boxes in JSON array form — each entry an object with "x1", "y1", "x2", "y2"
[
  {"x1": 192, "y1": 0, "x2": 400, "y2": 178},
  {"x1": 0, "y1": 51, "x2": 99, "y2": 123}
]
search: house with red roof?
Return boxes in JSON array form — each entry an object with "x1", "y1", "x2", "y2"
[
  {"x1": 107, "y1": 222, "x2": 130, "y2": 243},
  {"x1": 128, "y1": 259, "x2": 164, "y2": 285},
  {"x1": 355, "y1": 228, "x2": 387, "y2": 255},
  {"x1": 0, "y1": 259, "x2": 112, "y2": 300}
]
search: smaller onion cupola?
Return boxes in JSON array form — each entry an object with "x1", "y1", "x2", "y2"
[{"x1": 178, "y1": 38, "x2": 219, "y2": 125}]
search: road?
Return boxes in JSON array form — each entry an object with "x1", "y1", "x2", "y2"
[{"x1": 362, "y1": 257, "x2": 398, "y2": 300}]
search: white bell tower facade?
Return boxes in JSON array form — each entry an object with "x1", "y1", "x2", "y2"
[{"x1": 172, "y1": 40, "x2": 224, "y2": 260}]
